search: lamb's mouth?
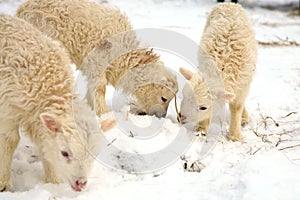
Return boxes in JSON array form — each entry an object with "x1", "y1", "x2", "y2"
[
  {"x1": 180, "y1": 119, "x2": 187, "y2": 124},
  {"x1": 69, "y1": 180, "x2": 87, "y2": 192},
  {"x1": 137, "y1": 112, "x2": 147, "y2": 116}
]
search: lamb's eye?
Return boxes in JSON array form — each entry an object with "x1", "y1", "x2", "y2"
[
  {"x1": 61, "y1": 151, "x2": 69, "y2": 158},
  {"x1": 198, "y1": 106, "x2": 207, "y2": 111},
  {"x1": 161, "y1": 97, "x2": 167, "y2": 103}
]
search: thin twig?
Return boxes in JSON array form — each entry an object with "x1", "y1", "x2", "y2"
[
  {"x1": 174, "y1": 94, "x2": 181, "y2": 124},
  {"x1": 251, "y1": 147, "x2": 262, "y2": 155},
  {"x1": 107, "y1": 138, "x2": 117, "y2": 146},
  {"x1": 258, "y1": 37, "x2": 300, "y2": 47},
  {"x1": 275, "y1": 138, "x2": 283, "y2": 147},
  {"x1": 128, "y1": 131, "x2": 134, "y2": 138},
  {"x1": 265, "y1": 116, "x2": 279, "y2": 127},
  {"x1": 282, "y1": 112, "x2": 297, "y2": 118},
  {"x1": 278, "y1": 143, "x2": 300, "y2": 151},
  {"x1": 254, "y1": 127, "x2": 300, "y2": 137}
]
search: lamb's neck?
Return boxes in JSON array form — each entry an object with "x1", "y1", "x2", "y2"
[{"x1": 108, "y1": 48, "x2": 160, "y2": 86}]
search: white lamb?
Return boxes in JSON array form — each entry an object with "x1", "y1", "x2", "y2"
[
  {"x1": 179, "y1": 3, "x2": 257, "y2": 141},
  {"x1": 17, "y1": 0, "x2": 178, "y2": 117},
  {"x1": 0, "y1": 14, "x2": 107, "y2": 192}
]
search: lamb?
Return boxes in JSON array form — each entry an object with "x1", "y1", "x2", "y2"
[
  {"x1": 179, "y1": 3, "x2": 257, "y2": 141},
  {"x1": 17, "y1": 0, "x2": 178, "y2": 117},
  {"x1": 0, "y1": 14, "x2": 106, "y2": 192}
]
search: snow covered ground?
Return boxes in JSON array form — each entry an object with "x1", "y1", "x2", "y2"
[{"x1": 0, "y1": 0, "x2": 300, "y2": 199}]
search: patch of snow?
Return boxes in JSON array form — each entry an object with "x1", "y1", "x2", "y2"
[{"x1": 0, "y1": 0, "x2": 299, "y2": 199}]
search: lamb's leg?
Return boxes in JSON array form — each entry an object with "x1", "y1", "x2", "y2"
[
  {"x1": 196, "y1": 118, "x2": 211, "y2": 136},
  {"x1": 228, "y1": 101, "x2": 244, "y2": 141},
  {"x1": 86, "y1": 72, "x2": 108, "y2": 116},
  {"x1": 241, "y1": 107, "x2": 250, "y2": 126},
  {"x1": 41, "y1": 157, "x2": 60, "y2": 184},
  {"x1": 95, "y1": 75, "x2": 108, "y2": 116},
  {"x1": 0, "y1": 122, "x2": 20, "y2": 192},
  {"x1": 94, "y1": 73, "x2": 108, "y2": 116}
]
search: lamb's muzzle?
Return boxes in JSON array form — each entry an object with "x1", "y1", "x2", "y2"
[
  {"x1": 149, "y1": 104, "x2": 167, "y2": 118},
  {"x1": 177, "y1": 113, "x2": 187, "y2": 124},
  {"x1": 72, "y1": 178, "x2": 88, "y2": 192}
]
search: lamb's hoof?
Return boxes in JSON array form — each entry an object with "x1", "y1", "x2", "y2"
[
  {"x1": 241, "y1": 116, "x2": 250, "y2": 127},
  {"x1": 199, "y1": 130, "x2": 206, "y2": 136},
  {"x1": 241, "y1": 121, "x2": 248, "y2": 127},
  {"x1": 0, "y1": 182, "x2": 10, "y2": 192},
  {"x1": 227, "y1": 133, "x2": 243, "y2": 142},
  {"x1": 195, "y1": 127, "x2": 207, "y2": 136},
  {"x1": 241, "y1": 118, "x2": 250, "y2": 127}
]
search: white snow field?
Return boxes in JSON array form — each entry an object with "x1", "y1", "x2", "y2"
[{"x1": 0, "y1": 0, "x2": 300, "y2": 199}]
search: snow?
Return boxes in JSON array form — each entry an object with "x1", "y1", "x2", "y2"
[{"x1": 0, "y1": 0, "x2": 300, "y2": 199}]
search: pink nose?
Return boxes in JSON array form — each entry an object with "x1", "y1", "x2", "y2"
[
  {"x1": 73, "y1": 178, "x2": 87, "y2": 192},
  {"x1": 177, "y1": 113, "x2": 186, "y2": 124},
  {"x1": 180, "y1": 116, "x2": 187, "y2": 124}
]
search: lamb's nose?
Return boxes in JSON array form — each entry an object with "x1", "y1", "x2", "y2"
[
  {"x1": 149, "y1": 105, "x2": 166, "y2": 118},
  {"x1": 177, "y1": 113, "x2": 186, "y2": 124},
  {"x1": 154, "y1": 112, "x2": 166, "y2": 118},
  {"x1": 76, "y1": 179, "x2": 87, "y2": 186},
  {"x1": 73, "y1": 178, "x2": 87, "y2": 192}
]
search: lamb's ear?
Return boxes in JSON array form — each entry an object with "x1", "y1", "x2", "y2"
[
  {"x1": 224, "y1": 92, "x2": 235, "y2": 102},
  {"x1": 100, "y1": 118, "x2": 116, "y2": 132},
  {"x1": 40, "y1": 113, "x2": 61, "y2": 133},
  {"x1": 179, "y1": 67, "x2": 193, "y2": 80}
]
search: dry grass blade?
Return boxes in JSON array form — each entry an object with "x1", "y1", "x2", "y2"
[
  {"x1": 279, "y1": 143, "x2": 300, "y2": 151},
  {"x1": 174, "y1": 94, "x2": 181, "y2": 124},
  {"x1": 258, "y1": 37, "x2": 300, "y2": 47},
  {"x1": 282, "y1": 112, "x2": 297, "y2": 118},
  {"x1": 107, "y1": 138, "x2": 117, "y2": 146}
]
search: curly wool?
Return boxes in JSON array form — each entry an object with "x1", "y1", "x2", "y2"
[
  {"x1": 200, "y1": 3, "x2": 257, "y2": 140},
  {"x1": 199, "y1": 3, "x2": 257, "y2": 96},
  {"x1": 180, "y1": 3, "x2": 257, "y2": 141},
  {"x1": 0, "y1": 14, "x2": 101, "y2": 191},
  {"x1": 17, "y1": 0, "x2": 132, "y2": 68},
  {"x1": 17, "y1": 0, "x2": 178, "y2": 116},
  {"x1": 0, "y1": 14, "x2": 74, "y2": 130}
]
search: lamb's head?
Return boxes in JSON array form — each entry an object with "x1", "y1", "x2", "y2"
[
  {"x1": 131, "y1": 83, "x2": 176, "y2": 117},
  {"x1": 126, "y1": 63, "x2": 178, "y2": 118},
  {"x1": 178, "y1": 67, "x2": 212, "y2": 128},
  {"x1": 39, "y1": 101, "x2": 102, "y2": 192}
]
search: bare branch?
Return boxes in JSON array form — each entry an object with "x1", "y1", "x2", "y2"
[
  {"x1": 278, "y1": 143, "x2": 300, "y2": 151},
  {"x1": 107, "y1": 138, "x2": 117, "y2": 146},
  {"x1": 282, "y1": 112, "x2": 297, "y2": 118}
]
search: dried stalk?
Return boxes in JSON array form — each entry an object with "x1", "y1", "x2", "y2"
[
  {"x1": 253, "y1": 126, "x2": 300, "y2": 137},
  {"x1": 282, "y1": 112, "x2": 297, "y2": 118},
  {"x1": 258, "y1": 36, "x2": 300, "y2": 47},
  {"x1": 174, "y1": 94, "x2": 181, "y2": 124},
  {"x1": 279, "y1": 143, "x2": 300, "y2": 151}
]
